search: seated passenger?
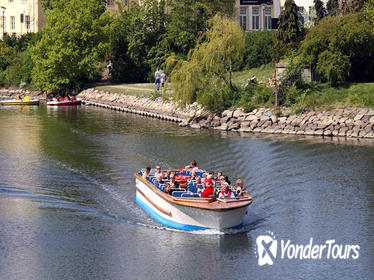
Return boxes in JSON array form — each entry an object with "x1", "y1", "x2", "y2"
[
  {"x1": 169, "y1": 174, "x2": 179, "y2": 188},
  {"x1": 216, "y1": 171, "x2": 223, "y2": 182},
  {"x1": 156, "y1": 174, "x2": 164, "y2": 184},
  {"x1": 155, "y1": 165, "x2": 162, "y2": 177},
  {"x1": 184, "y1": 160, "x2": 198, "y2": 172},
  {"x1": 142, "y1": 166, "x2": 151, "y2": 179},
  {"x1": 164, "y1": 183, "x2": 173, "y2": 195},
  {"x1": 163, "y1": 170, "x2": 171, "y2": 180},
  {"x1": 235, "y1": 179, "x2": 246, "y2": 196},
  {"x1": 195, "y1": 177, "x2": 204, "y2": 195},
  {"x1": 58, "y1": 96, "x2": 64, "y2": 101},
  {"x1": 201, "y1": 179, "x2": 215, "y2": 198},
  {"x1": 64, "y1": 96, "x2": 69, "y2": 101},
  {"x1": 221, "y1": 175, "x2": 231, "y2": 185},
  {"x1": 218, "y1": 183, "x2": 235, "y2": 199}
]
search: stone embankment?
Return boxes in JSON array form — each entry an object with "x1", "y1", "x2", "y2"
[
  {"x1": 77, "y1": 88, "x2": 202, "y2": 123},
  {"x1": 183, "y1": 107, "x2": 374, "y2": 139},
  {"x1": 2, "y1": 87, "x2": 374, "y2": 139},
  {"x1": 0, "y1": 88, "x2": 44, "y2": 99}
]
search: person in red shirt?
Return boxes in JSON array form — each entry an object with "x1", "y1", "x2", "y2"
[{"x1": 201, "y1": 179, "x2": 215, "y2": 198}]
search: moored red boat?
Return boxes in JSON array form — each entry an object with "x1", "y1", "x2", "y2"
[
  {"x1": 47, "y1": 98, "x2": 82, "y2": 106},
  {"x1": 135, "y1": 169, "x2": 252, "y2": 231}
]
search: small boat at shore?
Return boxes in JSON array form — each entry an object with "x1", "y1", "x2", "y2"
[
  {"x1": 47, "y1": 98, "x2": 82, "y2": 106},
  {"x1": 135, "y1": 170, "x2": 252, "y2": 231},
  {"x1": 0, "y1": 96, "x2": 40, "y2": 106}
]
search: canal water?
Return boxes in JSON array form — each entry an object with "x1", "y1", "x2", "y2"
[{"x1": 0, "y1": 105, "x2": 373, "y2": 280}]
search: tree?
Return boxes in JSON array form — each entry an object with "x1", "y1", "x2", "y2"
[
  {"x1": 31, "y1": 0, "x2": 112, "y2": 93},
  {"x1": 163, "y1": 0, "x2": 235, "y2": 57},
  {"x1": 109, "y1": 0, "x2": 167, "y2": 83},
  {"x1": 314, "y1": 0, "x2": 326, "y2": 23},
  {"x1": 300, "y1": 13, "x2": 374, "y2": 83},
  {"x1": 327, "y1": 0, "x2": 339, "y2": 16},
  {"x1": 242, "y1": 31, "x2": 275, "y2": 69},
  {"x1": 167, "y1": 15, "x2": 245, "y2": 110},
  {"x1": 367, "y1": 0, "x2": 374, "y2": 25},
  {"x1": 273, "y1": 0, "x2": 302, "y2": 61},
  {"x1": 348, "y1": 0, "x2": 368, "y2": 13}
]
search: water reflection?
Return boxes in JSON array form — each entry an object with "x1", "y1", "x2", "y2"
[{"x1": 0, "y1": 105, "x2": 373, "y2": 280}]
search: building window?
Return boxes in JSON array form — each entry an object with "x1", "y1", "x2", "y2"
[
  {"x1": 107, "y1": 0, "x2": 115, "y2": 5},
  {"x1": 252, "y1": 7, "x2": 259, "y2": 30},
  {"x1": 25, "y1": 15, "x2": 30, "y2": 31},
  {"x1": 9, "y1": 0, "x2": 14, "y2": 3},
  {"x1": 10, "y1": 16, "x2": 15, "y2": 30},
  {"x1": 240, "y1": 7, "x2": 247, "y2": 31},
  {"x1": 22, "y1": 0, "x2": 27, "y2": 4},
  {"x1": 264, "y1": 7, "x2": 272, "y2": 30}
]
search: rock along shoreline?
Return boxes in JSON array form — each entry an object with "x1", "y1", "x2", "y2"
[{"x1": 1, "y1": 87, "x2": 374, "y2": 139}]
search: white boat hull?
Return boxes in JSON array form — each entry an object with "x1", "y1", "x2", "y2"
[{"x1": 136, "y1": 178, "x2": 249, "y2": 231}]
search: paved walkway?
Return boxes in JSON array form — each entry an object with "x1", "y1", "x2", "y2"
[{"x1": 106, "y1": 85, "x2": 155, "y2": 92}]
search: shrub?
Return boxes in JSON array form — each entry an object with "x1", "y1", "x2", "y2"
[
  {"x1": 300, "y1": 13, "x2": 374, "y2": 83},
  {"x1": 241, "y1": 31, "x2": 275, "y2": 69}
]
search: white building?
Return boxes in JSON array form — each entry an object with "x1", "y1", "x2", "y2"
[
  {"x1": 235, "y1": 0, "x2": 282, "y2": 31},
  {"x1": 0, "y1": 0, "x2": 45, "y2": 39}
]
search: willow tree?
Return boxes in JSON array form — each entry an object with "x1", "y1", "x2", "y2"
[{"x1": 167, "y1": 14, "x2": 245, "y2": 109}]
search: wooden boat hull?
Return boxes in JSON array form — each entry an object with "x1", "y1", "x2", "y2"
[
  {"x1": 47, "y1": 99, "x2": 81, "y2": 106},
  {"x1": 0, "y1": 99, "x2": 40, "y2": 105},
  {"x1": 135, "y1": 175, "x2": 251, "y2": 231}
]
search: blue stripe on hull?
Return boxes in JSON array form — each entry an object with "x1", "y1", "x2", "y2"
[
  {"x1": 136, "y1": 196, "x2": 244, "y2": 231},
  {"x1": 136, "y1": 196, "x2": 209, "y2": 231}
]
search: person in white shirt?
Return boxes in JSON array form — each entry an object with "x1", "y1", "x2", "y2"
[{"x1": 218, "y1": 183, "x2": 235, "y2": 199}]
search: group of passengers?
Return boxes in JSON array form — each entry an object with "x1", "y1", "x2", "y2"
[
  {"x1": 142, "y1": 160, "x2": 247, "y2": 199},
  {"x1": 52, "y1": 94, "x2": 77, "y2": 102}
]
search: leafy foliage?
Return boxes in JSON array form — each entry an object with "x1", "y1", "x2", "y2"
[
  {"x1": 366, "y1": 0, "x2": 374, "y2": 25},
  {"x1": 168, "y1": 15, "x2": 245, "y2": 111},
  {"x1": 300, "y1": 13, "x2": 374, "y2": 83},
  {"x1": 163, "y1": 0, "x2": 235, "y2": 57},
  {"x1": 327, "y1": 0, "x2": 339, "y2": 16},
  {"x1": 0, "y1": 34, "x2": 39, "y2": 88},
  {"x1": 275, "y1": 59, "x2": 307, "y2": 106},
  {"x1": 109, "y1": 0, "x2": 167, "y2": 83},
  {"x1": 241, "y1": 31, "x2": 275, "y2": 69},
  {"x1": 31, "y1": 0, "x2": 112, "y2": 93},
  {"x1": 273, "y1": 0, "x2": 303, "y2": 61},
  {"x1": 314, "y1": 0, "x2": 326, "y2": 24}
]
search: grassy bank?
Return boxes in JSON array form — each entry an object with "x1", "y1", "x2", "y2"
[
  {"x1": 93, "y1": 66, "x2": 374, "y2": 110},
  {"x1": 95, "y1": 83, "x2": 173, "y2": 100},
  {"x1": 232, "y1": 64, "x2": 275, "y2": 86},
  {"x1": 298, "y1": 83, "x2": 374, "y2": 109}
]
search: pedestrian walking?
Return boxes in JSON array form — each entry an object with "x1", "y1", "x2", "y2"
[
  {"x1": 160, "y1": 70, "x2": 166, "y2": 89},
  {"x1": 154, "y1": 68, "x2": 161, "y2": 91}
]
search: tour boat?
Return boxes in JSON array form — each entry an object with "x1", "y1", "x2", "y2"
[
  {"x1": 0, "y1": 98, "x2": 40, "y2": 106},
  {"x1": 47, "y1": 98, "x2": 82, "y2": 106},
  {"x1": 135, "y1": 171, "x2": 252, "y2": 231}
]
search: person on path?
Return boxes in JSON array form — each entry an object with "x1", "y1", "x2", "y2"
[
  {"x1": 160, "y1": 70, "x2": 166, "y2": 89},
  {"x1": 154, "y1": 68, "x2": 161, "y2": 91}
]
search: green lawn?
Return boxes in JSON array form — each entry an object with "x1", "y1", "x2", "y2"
[
  {"x1": 94, "y1": 69, "x2": 374, "y2": 109},
  {"x1": 95, "y1": 84, "x2": 174, "y2": 100},
  {"x1": 300, "y1": 82, "x2": 374, "y2": 109},
  {"x1": 232, "y1": 64, "x2": 275, "y2": 86}
]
